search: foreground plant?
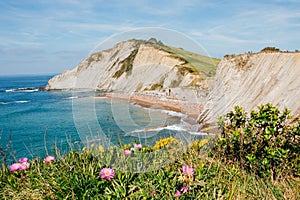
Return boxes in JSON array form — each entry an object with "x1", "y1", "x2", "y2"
[
  {"x1": 0, "y1": 120, "x2": 299, "y2": 199},
  {"x1": 100, "y1": 168, "x2": 115, "y2": 180},
  {"x1": 9, "y1": 157, "x2": 30, "y2": 172},
  {"x1": 216, "y1": 103, "x2": 300, "y2": 179},
  {"x1": 44, "y1": 155, "x2": 55, "y2": 163}
]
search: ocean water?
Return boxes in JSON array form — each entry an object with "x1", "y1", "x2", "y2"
[{"x1": 0, "y1": 75, "x2": 204, "y2": 162}]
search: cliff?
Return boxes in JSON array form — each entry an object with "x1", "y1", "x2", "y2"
[
  {"x1": 198, "y1": 52, "x2": 300, "y2": 125},
  {"x1": 46, "y1": 39, "x2": 300, "y2": 128},
  {"x1": 45, "y1": 39, "x2": 218, "y2": 92}
]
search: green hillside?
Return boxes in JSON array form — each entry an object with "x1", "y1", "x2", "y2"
[{"x1": 149, "y1": 42, "x2": 220, "y2": 78}]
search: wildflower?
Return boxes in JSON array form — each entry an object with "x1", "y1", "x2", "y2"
[
  {"x1": 19, "y1": 157, "x2": 28, "y2": 163},
  {"x1": 100, "y1": 168, "x2": 115, "y2": 180},
  {"x1": 98, "y1": 145, "x2": 105, "y2": 152},
  {"x1": 9, "y1": 163, "x2": 22, "y2": 172},
  {"x1": 174, "y1": 190, "x2": 181, "y2": 197},
  {"x1": 134, "y1": 143, "x2": 142, "y2": 149},
  {"x1": 124, "y1": 149, "x2": 131, "y2": 156},
  {"x1": 182, "y1": 165, "x2": 194, "y2": 176},
  {"x1": 180, "y1": 186, "x2": 189, "y2": 193},
  {"x1": 44, "y1": 155, "x2": 55, "y2": 163},
  {"x1": 19, "y1": 162, "x2": 30, "y2": 170},
  {"x1": 150, "y1": 190, "x2": 156, "y2": 196}
]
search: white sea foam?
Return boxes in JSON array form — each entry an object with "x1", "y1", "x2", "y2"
[
  {"x1": 125, "y1": 124, "x2": 190, "y2": 137},
  {"x1": 126, "y1": 125, "x2": 167, "y2": 135},
  {"x1": 0, "y1": 100, "x2": 30, "y2": 104},
  {"x1": 125, "y1": 123, "x2": 208, "y2": 139},
  {"x1": 5, "y1": 88, "x2": 38, "y2": 92},
  {"x1": 22, "y1": 89, "x2": 39, "y2": 92},
  {"x1": 165, "y1": 124, "x2": 191, "y2": 132},
  {"x1": 67, "y1": 96, "x2": 79, "y2": 99},
  {"x1": 5, "y1": 89, "x2": 15, "y2": 92},
  {"x1": 189, "y1": 132, "x2": 209, "y2": 136},
  {"x1": 161, "y1": 110, "x2": 187, "y2": 118},
  {"x1": 15, "y1": 100, "x2": 30, "y2": 103}
]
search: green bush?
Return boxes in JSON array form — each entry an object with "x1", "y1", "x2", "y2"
[{"x1": 216, "y1": 103, "x2": 300, "y2": 179}]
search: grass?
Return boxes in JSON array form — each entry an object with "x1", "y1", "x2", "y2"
[
  {"x1": 0, "y1": 136, "x2": 299, "y2": 199},
  {"x1": 149, "y1": 43, "x2": 220, "y2": 78}
]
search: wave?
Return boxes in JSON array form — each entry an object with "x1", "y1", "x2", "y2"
[
  {"x1": 15, "y1": 100, "x2": 30, "y2": 103},
  {"x1": 0, "y1": 100, "x2": 30, "y2": 105},
  {"x1": 189, "y1": 132, "x2": 209, "y2": 136},
  {"x1": 5, "y1": 88, "x2": 39, "y2": 93},
  {"x1": 131, "y1": 102, "x2": 187, "y2": 119},
  {"x1": 65, "y1": 96, "x2": 79, "y2": 99},
  {"x1": 125, "y1": 124, "x2": 188, "y2": 136},
  {"x1": 164, "y1": 124, "x2": 187, "y2": 131},
  {"x1": 161, "y1": 110, "x2": 187, "y2": 118},
  {"x1": 124, "y1": 120, "x2": 207, "y2": 137},
  {"x1": 130, "y1": 125, "x2": 167, "y2": 134}
]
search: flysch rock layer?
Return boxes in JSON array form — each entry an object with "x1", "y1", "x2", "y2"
[
  {"x1": 46, "y1": 39, "x2": 300, "y2": 127},
  {"x1": 45, "y1": 40, "x2": 204, "y2": 93},
  {"x1": 198, "y1": 52, "x2": 300, "y2": 125}
]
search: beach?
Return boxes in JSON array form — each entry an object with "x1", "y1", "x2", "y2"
[{"x1": 100, "y1": 90, "x2": 204, "y2": 119}]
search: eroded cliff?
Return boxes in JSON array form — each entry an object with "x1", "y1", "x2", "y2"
[
  {"x1": 198, "y1": 52, "x2": 300, "y2": 125},
  {"x1": 45, "y1": 39, "x2": 216, "y2": 93}
]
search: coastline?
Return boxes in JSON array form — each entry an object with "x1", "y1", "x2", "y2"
[{"x1": 98, "y1": 91, "x2": 203, "y2": 121}]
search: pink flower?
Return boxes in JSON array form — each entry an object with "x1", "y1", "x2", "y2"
[
  {"x1": 134, "y1": 143, "x2": 142, "y2": 149},
  {"x1": 174, "y1": 190, "x2": 181, "y2": 197},
  {"x1": 19, "y1": 162, "x2": 30, "y2": 170},
  {"x1": 100, "y1": 168, "x2": 115, "y2": 180},
  {"x1": 19, "y1": 157, "x2": 28, "y2": 163},
  {"x1": 124, "y1": 149, "x2": 131, "y2": 156},
  {"x1": 150, "y1": 190, "x2": 156, "y2": 196},
  {"x1": 182, "y1": 165, "x2": 194, "y2": 176},
  {"x1": 44, "y1": 155, "x2": 55, "y2": 163},
  {"x1": 181, "y1": 186, "x2": 189, "y2": 193},
  {"x1": 9, "y1": 163, "x2": 22, "y2": 172}
]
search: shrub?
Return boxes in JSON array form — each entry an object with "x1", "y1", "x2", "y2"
[
  {"x1": 152, "y1": 137, "x2": 177, "y2": 150},
  {"x1": 260, "y1": 47, "x2": 281, "y2": 53},
  {"x1": 149, "y1": 83, "x2": 163, "y2": 90},
  {"x1": 215, "y1": 103, "x2": 300, "y2": 179}
]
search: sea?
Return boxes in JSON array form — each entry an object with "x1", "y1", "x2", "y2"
[{"x1": 0, "y1": 75, "x2": 205, "y2": 162}]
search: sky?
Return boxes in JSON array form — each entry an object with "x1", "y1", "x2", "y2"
[{"x1": 0, "y1": 0, "x2": 299, "y2": 75}]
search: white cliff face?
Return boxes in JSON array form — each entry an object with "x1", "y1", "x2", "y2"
[
  {"x1": 45, "y1": 40, "x2": 203, "y2": 92},
  {"x1": 199, "y1": 52, "x2": 300, "y2": 124}
]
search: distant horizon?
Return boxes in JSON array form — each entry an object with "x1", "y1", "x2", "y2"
[{"x1": 0, "y1": 73, "x2": 58, "y2": 76}]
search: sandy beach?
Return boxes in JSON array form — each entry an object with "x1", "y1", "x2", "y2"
[{"x1": 98, "y1": 90, "x2": 204, "y2": 119}]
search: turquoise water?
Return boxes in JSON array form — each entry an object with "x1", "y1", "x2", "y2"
[{"x1": 0, "y1": 75, "x2": 199, "y2": 161}]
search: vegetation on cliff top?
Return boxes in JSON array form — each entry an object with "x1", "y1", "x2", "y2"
[{"x1": 149, "y1": 42, "x2": 219, "y2": 77}]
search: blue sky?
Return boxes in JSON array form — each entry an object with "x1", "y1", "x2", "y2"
[{"x1": 0, "y1": 0, "x2": 299, "y2": 75}]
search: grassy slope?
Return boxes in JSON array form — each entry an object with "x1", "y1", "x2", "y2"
[
  {"x1": 149, "y1": 43, "x2": 220, "y2": 78},
  {"x1": 80, "y1": 40, "x2": 220, "y2": 80},
  {"x1": 1, "y1": 138, "x2": 299, "y2": 199}
]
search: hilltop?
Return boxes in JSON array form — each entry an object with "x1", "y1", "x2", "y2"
[
  {"x1": 46, "y1": 40, "x2": 300, "y2": 129},
  {"x1": 45, "y1": 38, "x2": 219, "y2": 92}
]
